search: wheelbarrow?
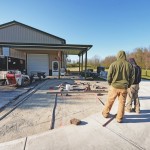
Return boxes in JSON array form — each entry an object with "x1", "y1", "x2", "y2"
[{"x1": 30, "y1": 71, "x2": 46, "y2": 83}]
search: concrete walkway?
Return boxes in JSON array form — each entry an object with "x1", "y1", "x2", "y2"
[
  {"x1": 0, "y1": 80, "x2": 150, "y2": 150},
  {"x1": 0, "y1": 81, "x2": 41, "y2": 110},
  {"x1": 0, "y1": 87, "x2": 28, "y2": 109}
]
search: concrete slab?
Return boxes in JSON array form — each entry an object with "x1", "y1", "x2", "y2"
[
  {"x1": 0, "y1": 137, "x2": 26, "y2": 150},
  {"x1": 25, "y1": 113, "x2": 140, "y2": 150},
  {"x1": 0, "y1": 80, "x2": 47, "y2": 110},
  {"x1": 0, "y1": 99, "x2": 10, "y2": 108},
  {"x1": 0, "y1": 88, "x2": 29, "y2": 109}
]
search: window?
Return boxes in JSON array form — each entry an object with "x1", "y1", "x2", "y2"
[{"x1": 2, "y1": 47, "x2": 10, "y2": 56}]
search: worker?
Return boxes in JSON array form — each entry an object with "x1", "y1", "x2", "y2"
[
  {"x1": 125, "y1": 58, "x2": 141, "y2": 113},
  {"x1": 102, "y1": 50, "x2": 135, "y2": 123}
]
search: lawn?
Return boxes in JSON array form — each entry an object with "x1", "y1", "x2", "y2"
[
  {"x1": 142, "y1": 69, "x2": 150, "y2": 79},
  {"x1": 68, "y1": 67, "x2": 150, "y2": 80}
]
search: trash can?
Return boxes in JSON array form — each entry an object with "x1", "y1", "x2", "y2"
[
  {"x1": 49, "y1": 70, "x2": 52, "y2": 76},
  {"x1": 97, "y1": 66, "x2": 105, "y2": 73}
]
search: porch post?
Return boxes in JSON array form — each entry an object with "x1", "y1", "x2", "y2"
[
  {"x1": 58, "y1": 51, "x2": 61, "y2": 79},
  {"x1": 79, "y1": 54, "x2": 81, "y2": 73},
  {"x1": 81, "y1": 52, "x2": 83, "y2": 71},
  {"x1": 61, "y1": 51, "x2": 63, "y2": 68},
  {"x1": 84, "y1": 51, "x2": 87, "y2": 79}
]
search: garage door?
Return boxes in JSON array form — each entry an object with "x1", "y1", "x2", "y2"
[{"x1": 27, "y1": 54, "x2": 49, "y2": 75}]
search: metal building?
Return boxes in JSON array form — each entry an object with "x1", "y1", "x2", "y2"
[{"x1": 0, "y1": 21, "x2": 92, "y2": 76}]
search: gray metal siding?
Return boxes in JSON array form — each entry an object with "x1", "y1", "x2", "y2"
[
  {"x1": 0, "y1": 24, "x2": 63, "y2": 44},
  {"x1": 10, "y1": 48, "x2": 26, "y2": 60}
]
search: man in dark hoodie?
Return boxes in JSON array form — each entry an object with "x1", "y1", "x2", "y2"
[
  {"x1": 125, "y1": 58, "x2": 141, "y2": 113},
  {"x1": 102, "y1": 51, "x2": 135, "y2": 123}
]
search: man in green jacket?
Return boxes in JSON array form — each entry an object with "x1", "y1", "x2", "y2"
[{"x1": 102, "y1": 51, "x2": 135, "y2": 123}]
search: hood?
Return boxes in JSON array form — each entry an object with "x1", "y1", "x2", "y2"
[
  {"x1": 128, "y1": 58, "x2": 137, "y2": 65},
  {"x1": 117, "y1": 51, "x2": 126, "y2": 60}
]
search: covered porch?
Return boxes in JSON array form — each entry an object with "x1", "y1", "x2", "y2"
[{"x1": 0, "y1": 42, "x2": 92, "y2": 78}]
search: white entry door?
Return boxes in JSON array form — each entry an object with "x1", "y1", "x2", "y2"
[{"x1": 52, "y1": 61, "x2": 59, "y2": 76}]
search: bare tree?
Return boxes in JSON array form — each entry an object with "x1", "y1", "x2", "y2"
[
  {"x1": 88, "y1": 55, "x2": 101, "y2": 68},
  {"x1": 100, "y1": 56, "x2": 116, "y2": 68}
]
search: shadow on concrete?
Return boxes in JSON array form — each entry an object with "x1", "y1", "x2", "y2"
[
  {"x1": 79, "y1": 121, "x2": 88, "y2": 126},
  {"x1": 141, "y1": 79, "x2": 150, "y2": 82},
  {"x1": 139, "y1": 96, "x2": 150, "y2": 100},
  {"x1": 124, "y1": 109, "x2": 150, "y2": 123}
]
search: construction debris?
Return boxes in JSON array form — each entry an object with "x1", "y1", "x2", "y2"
[
  {"x1": 97, "y1": 93, "x2": 104, "y2": 96},
  {"x1": 70, "y1": 118, "x2": 81, "y2": 125},
  {"x1": 84, "y1": 84, "x2": 91, "y2": 91}
]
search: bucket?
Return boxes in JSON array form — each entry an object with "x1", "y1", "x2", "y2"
[{"x1": 66, "y1": 84, "x2": 70, "y2": 91}]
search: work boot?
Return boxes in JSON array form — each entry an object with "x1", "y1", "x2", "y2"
[
  {"x1": 102, "y1": 111, "x2": 109, "y2": 118},
  {"x1": 125, "y1": 107, "x2": 131, "y2": 113},
  {"x1": 135, "y1": 109, "x2": 140, "y2": 114},
  {"x1": 116, "y1": 118, "x2": 122, "y2": 123},
  {"x1": 132, "y1": 108, "x2": 135, "y2": 112}
]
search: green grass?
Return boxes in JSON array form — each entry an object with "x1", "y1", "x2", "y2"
[
  {"x1": 141, "y1": 69, "x2": 150, "y2": 80},
  {"x1": 142, "y1": 69, "x2": 150, "y2": 76},
  {"x1": 68, "y1": 67, "x2": 150, "y2": 80},
  {"x1": 141, "y1": 75, "x2": 150, "y2": 80}
]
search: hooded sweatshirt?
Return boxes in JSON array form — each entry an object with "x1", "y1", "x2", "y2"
[
  {"x1": 128, "y1": 58, "x2": 141, "y2": 84},
  {"x1": 107, "y1": 51, "x2": 135, "y2": 89}
]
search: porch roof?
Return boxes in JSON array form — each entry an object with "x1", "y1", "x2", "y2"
[{"x1": 0, "y1": 42, "x2": 92, "y2": 56}]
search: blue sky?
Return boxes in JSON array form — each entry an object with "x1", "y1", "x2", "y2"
[{"x1": 1, "y1": 0, "x2": 150, "y2": 61}]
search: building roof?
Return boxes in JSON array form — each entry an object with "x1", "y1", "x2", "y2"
[{"x1": 0, "y1": 20, "x2": 66, "y2": 44}]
